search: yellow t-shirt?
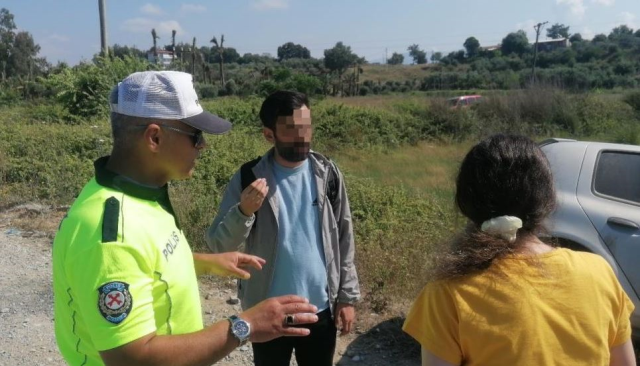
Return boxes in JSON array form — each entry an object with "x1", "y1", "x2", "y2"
[
  {"x1": 53, "y1": 164, "x2": 203, "y2": 366},
  {"x1": 403, "y1": 248, "x2": 635, "y2": 366}
]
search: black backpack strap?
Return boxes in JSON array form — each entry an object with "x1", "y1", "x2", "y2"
[{"x1": 240, "y1": 157, "x2": 262, "y2": 191}]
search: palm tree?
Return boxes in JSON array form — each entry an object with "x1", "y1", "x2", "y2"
[
  {"x1": 151, "y1": 28, "x2": 159, "y2": 63},
  {"x1": 210, "y1": 34, "x2": 225, "y2": 86},
  {"x1": 98, "y1": 0, "x2": 108, "y2": 57},
  {"x1": 191, "y1": 37, "x2": 197, "y2": 79},
  {"x1": 171, "y1": 30, "x2": 176, "y2": 62}
]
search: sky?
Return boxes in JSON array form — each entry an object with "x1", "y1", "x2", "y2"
[{"x1": 4, "y1": 0, "x2": 640, "y2": 65}]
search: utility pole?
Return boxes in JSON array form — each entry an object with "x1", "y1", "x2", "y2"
[
  {"x1": 98, "y1": 0, "x2": 108, "y2": 57},
  {"x1": 531, "y1": 21, "x2": 548, "y2": 86}
]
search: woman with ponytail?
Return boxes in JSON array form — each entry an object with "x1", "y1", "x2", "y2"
[{"x1": 403, "y1": 135, "x2": 636, "y2": 366}]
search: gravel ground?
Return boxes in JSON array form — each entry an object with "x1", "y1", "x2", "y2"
[
  {"x1": 3, "y1": 206, "x2": 637, "y2": 365},
  {"x1": 0, "y1": 207, "x2": 420, "y2": 366}
]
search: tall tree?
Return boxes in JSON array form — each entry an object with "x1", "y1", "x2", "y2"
[
  {"x1": 0, "y1": 8, "x2": 16, "y2": 81},
  {"x1": 569, "y1": 33, "x2": 583, "y2": 43},
  {"x1": 463, "y1": 37, "x2": 481, "y2": 57},
  {"x1": 431, "y1": 52, "x2": 443, "y2": 63},
  {"x1": 277, "y1": 42, "x2": 311, "y2": 61},
  {"x1": 111, "y1": 44, "x2": 145, "y2": 59},
  {"x1": 98, "y1": 0, "x2": 108, "y2": 57},
  {"x1": 191, "y1": 37, "x2": 197, "y2": 79},
  {"x1": 546, "y1": 23, "x2": 570, "y2": 39},
  {"x1": 387, "y1": 52, "x2": 404, "y2": 65},
  {"x1": 407, "y1": 44, "x2": 427, "y2": 64},
  {"x1": 8, "y1": 31, "x2": 40, "y2": 79},
  {"x1": 171, "y1": 30, "x2": 176, "y2": 61},
  {"x1": 210, "y1": 34, "x2": 225, "y2": 86},
  {"x1": 204, "y1": 46, "x2": 240, "y2": 64},
  {"x1": 151, "y1": 28, "x2": 159, "y2": 61},
  {"x1": 324, "y1": 42, "x2": 358, "y2": 96},
  {"x1": 501, "y1": 30, "x2": 530, "y2": 56},
  {"x1": 609, "y1": 25, "x2": 634, "y2": 38},
  {"x1": 592, "y1": 34, "x2": 608, "y2": 43}
]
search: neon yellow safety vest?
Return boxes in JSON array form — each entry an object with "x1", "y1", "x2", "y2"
[{"x1": 53, "y1": 157, "x2": 203, "y2": 366}]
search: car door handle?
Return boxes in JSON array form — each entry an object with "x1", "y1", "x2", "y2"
[{"x1": 607, "y1": 217, "x2": 639, "y2": 230}]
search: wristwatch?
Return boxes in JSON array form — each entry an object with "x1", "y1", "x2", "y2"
[{"x1": 228, "y1": 315, "x2": 251, "y2": 346}]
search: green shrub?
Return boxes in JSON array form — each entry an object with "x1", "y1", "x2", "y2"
[
  {"x1": 0, "y1": 88, "x2": 21, "y2": 106},
  {"x1": 43, "y1": 56, "x2": 156, "y2": 119},
  {"x1": 623, "y1": 90, "x2": 640, "y2": 113},
  {"x1": 197, "y1": 84, "x2": 219, "y2": 99},
  {"x1": 221, "y1": 80, "x2": 238, "y2": 96}
]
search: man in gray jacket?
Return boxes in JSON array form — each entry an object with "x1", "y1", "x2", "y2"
[{"x1": 206, "y1": 90, "x2": 360, "y2": 366}]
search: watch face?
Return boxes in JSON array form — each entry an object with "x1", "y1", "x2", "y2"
[{"x1": 233, "y1": 320, "x2": 250, "y2": 338}]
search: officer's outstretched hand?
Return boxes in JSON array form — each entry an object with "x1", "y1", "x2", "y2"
[
  {"x1": 241, "y1": 295, "x2": 319, "y2": 343},
  {"x1": 193, "y1": 252, "x2": 265, "y2": 279},
  {"x1": 239, "y1": 178, "x2": 269, "y2": 217}
]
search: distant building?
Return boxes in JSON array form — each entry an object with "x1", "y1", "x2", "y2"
[
  {"x1": 535, "y1": 38, "x2": 571, "y2": 52},
  {"x1": 147, "y1": 49, "x2": 174, "y2": 67},
  {"x1": 480, "y1": 45, "x2": 501, "y2": 52}
]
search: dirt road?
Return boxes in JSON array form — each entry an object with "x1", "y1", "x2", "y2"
[{"x1": 0, "y1": 207, "x2": 419, "y2": 366}]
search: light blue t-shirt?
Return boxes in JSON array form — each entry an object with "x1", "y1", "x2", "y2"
[{"x1": 267, "y1": 159, "x2": 330, "y2": 311}]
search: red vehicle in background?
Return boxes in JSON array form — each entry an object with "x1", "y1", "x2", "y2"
[{"x1": 447, "y1": 94, "x2": 483, "y2": 108}]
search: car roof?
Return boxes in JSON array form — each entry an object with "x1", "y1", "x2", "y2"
[{"x1": 540, "y1": 138, "x2": 640, "y2": 151}]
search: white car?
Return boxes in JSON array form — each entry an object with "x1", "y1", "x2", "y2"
[{"x1": 541, "y1": 138, "x2": 640, "y2": 338}]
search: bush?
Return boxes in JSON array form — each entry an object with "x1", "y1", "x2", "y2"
[
  {"x1": 0, "y1": 88, "x2": 21, "y2": 106},
  {"x1": 623, "y1": 90, "x2": 640, "y2": 113},
  {"x1": 201, "y1": 97, "x2": 262, "y2": 127},
  {"x1": 197, "y1": 84, "x2": 219, "y2": 99},
  {"x1": 283, "y1": 74, "x2": 321, "y2": 96},
  {"x1": 43, "y1": 56, "x2": 155, "y2": 119},
  {"x1": 219, "y1": 80, "x2": 238, "y2": 96},
  {"x1": 26, "y1": 103, "x2": 78, "y2": 124}
]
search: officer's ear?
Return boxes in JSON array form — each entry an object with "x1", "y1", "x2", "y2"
[{"x1": 144, "y1": 124, "x2": 162, "y2": 152}]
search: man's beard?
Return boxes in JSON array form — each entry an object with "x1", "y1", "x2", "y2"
[{"x1": 275, "y1": 139, "x2": 310, "y2": 163}]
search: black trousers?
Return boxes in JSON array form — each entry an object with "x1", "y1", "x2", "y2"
[{"x1": 252, "y1": 308, "x2": 337, "y2": 366}]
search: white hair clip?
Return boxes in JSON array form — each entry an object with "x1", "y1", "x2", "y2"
[{"x1": 481, "y1": 216, "x2": 523, "y2": 243}]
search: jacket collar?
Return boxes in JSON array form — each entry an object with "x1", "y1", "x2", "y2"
[{"x1": 94, "y1": 156, "x2": 170, "y2": 202}]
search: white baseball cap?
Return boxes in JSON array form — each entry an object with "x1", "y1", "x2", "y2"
[{"x1": 110, "y1": 71, "x2": 232, "y2": 134}]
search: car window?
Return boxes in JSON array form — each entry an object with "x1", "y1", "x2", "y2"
[{"x1": 594, "y1": 151, "x2": 640, "y2": 204}]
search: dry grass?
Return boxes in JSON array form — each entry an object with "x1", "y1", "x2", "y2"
[
  {"x1": 0, "y1": 205, "x2": 67, "y2": 238},
  {"x1": 334, "y1": 141, "x2": 473, "y2": 199},
  {"x1": 360, "y1": 64, "x2": 435, "y2": 83}
]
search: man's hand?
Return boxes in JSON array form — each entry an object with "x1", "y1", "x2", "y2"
[
  {"x1": 239, "y1": 178, "x2": 269, "y2": 216},
  {"x1": 335, "y1": 303, "x2": 356, "y2": 335},
  {"x1": 241, "y1": 295, "x2": 319, "y2": 343},
  {"x1": 193, "y1": 252, "x2": 265, "y2": 279}
]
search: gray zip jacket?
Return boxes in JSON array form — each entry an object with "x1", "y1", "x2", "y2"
[{"x1": 205, "y1": 149, "x2": 360, "y2": 314}]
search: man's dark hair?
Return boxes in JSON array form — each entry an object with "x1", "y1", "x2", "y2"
[
  {"x1": 259, "y1": 90, "x2": 309, "y2": 131},
  {"x1": 432, "y1": 134, "x2": 557, "y2": 279}
]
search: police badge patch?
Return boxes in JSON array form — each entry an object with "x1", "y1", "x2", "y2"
[{"x1": 98, "y1": 281, "x2": 133, "y2": 324}]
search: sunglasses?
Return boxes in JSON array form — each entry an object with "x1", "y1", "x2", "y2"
[
  {"x1": 159, "y1": 125, "x2": 205, "y2": 148},
  {"x1": 135, "y1": 124, "x2": 205, "y2": 148}
]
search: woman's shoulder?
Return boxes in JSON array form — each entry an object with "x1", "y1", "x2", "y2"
[{"x1": 555, "y1": 247, "x2": 613, "y2": 270}]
